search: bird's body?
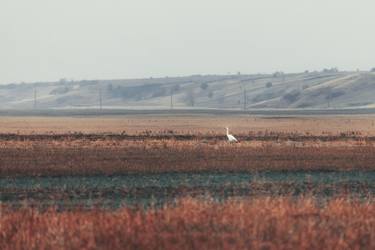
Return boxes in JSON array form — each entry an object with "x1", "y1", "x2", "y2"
[{"x1": 226, "y1": 127, "x2": 238, "y2": 142}]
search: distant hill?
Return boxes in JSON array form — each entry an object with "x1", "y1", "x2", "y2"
[{"x1": 1, "y1": 71, "x2": 375, "y2": 110}]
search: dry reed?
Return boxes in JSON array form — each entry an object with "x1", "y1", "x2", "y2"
[{"x1": 0, "y1": 197, "x2": 374, "y2": 250}]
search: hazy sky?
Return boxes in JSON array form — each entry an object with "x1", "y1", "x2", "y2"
[{"x1": 1, "y1": 0, "x2": 374, "y2": 84}]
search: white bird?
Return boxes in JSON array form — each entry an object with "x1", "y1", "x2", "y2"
[{"x1": 226, "y1": 127, "x2": 238, "y2": 142}]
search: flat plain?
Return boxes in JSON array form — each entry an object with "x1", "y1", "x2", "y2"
[
  {"x1": 0, "y1": 114, "x2": 375, "y2": 249},
  {"x1": 1, "y1": 114, "x2": 375, "y2": 176},
  {"x1": 2, "y1": 114, "x2": 375, "y2": 135}
]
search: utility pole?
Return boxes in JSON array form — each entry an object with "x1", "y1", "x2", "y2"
[
  {"x1": 327, "y1": 89, "x2": 331, "y2": 108},
  {"x1": 33, "y1": 86, "x2": 37, "y2": 109},
  {"x1": 170, "y1": 90, "x2": 173, "y2": 109},
  {"x1": 99, "y1": 87, "x2": 102, "y2": 111},
  {"x1": 243, "y1": 88, "x2": 247, "y2": 110},
  {"x1": 327, "y1": 94, "x2": 330, "y2": 108}
]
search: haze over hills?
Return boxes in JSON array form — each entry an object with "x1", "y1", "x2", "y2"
[{"x1": 1, "y1": 70, "x2": 375, "y2": 110}]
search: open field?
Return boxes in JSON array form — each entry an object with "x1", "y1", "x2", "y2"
[
  {"x1": 1, "y1": 114, "x2": 375, "y2": 249},
  {"x1": 1, "y1": 172, "x2": 374, "y2": 209},
  {"x1": 1, "y1": 115, "x2": 375, "y2": 177},
  {"x1": 1, "y1": 139, "x2": 375, "y2": 177},
  {"x1": 0, "y1": 197, "x2": 374, "y2": 250},
  {"x1": 1, "y1": 114, "x2": 375, "y2": 135}
]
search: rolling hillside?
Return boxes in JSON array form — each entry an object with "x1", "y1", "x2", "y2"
[{"x1": 1, "y1": 71, "x2": 375, "y2": 110}]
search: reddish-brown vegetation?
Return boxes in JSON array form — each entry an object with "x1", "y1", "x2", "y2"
[
  {"x1": 0, "y1": 116, "x2": 374, "y2": 249},
  {"x1": 0, "y1": 115, "x2": 374, "y2": 176},
  {"x1": 0, "y1": 197, "x2": 374, "y2": 250},
  {"x1": 0, "y1": 134, "x2": 374, "y2": 177}
]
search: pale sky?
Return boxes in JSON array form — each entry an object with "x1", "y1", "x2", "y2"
[{"x1": 0, "y1": 0, "x2": 374, "y2": 84}]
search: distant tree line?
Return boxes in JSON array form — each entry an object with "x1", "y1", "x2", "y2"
[{"x1": 322, "y1": 68, "x2": 339, "y2": 73}]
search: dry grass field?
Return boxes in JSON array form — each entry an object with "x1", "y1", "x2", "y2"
[
  {"x1": 0, "y1": 115, "x2": 375, "y2": 176},
  {"x1": 1, "y1": 114, "x2": 375, "y2": 135},
  {"x1": 1, "y1": 114, "x2": 375, "y2": 249},
  {"x1": 0, "y1": 197, "x2": 374, "y2": 250},
  {"x1": 1, "y1": 139, "x2": 375, "y2": 177}
]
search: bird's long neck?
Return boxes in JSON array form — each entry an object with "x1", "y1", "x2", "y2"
[{"x1": 226, "y1": 128, "x2": 229, "y2": 135}]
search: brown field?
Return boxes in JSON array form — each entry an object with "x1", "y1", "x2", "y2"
[
  {"x1": 1, "y1": 115, "x2": 374, "y2": 249},
  {"x1": 1, "y1": 138, "x2": 375, "y2": 177},
  {"x1": 1, "y1": 114, "x2": 375, "y2": 135},
  {"x1": 1, "y1": 197, "x2": 374, "y2": 250},
  {"x1": 0, "y1": 115, "x2": 375, "y2": 176}
]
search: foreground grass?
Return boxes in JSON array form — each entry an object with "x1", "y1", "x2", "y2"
[{"x1": 0, "y1": 197, "x2": 374, "y2": 250}]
